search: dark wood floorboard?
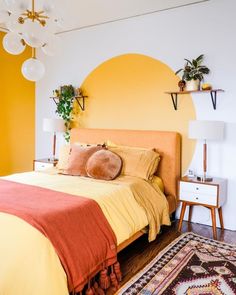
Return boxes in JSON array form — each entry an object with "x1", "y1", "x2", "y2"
[{"x1": 118, "y1": 220, "x2": 236, "y2": 287}]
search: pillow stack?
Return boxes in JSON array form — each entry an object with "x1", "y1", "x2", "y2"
[
  {"x1": 56, "y1": 142, "x2": 161, "y2": 182},
  {"x1": 57, "y1": 144, "x2": 122, "y2": 180}
]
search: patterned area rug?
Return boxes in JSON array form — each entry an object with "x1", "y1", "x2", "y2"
[{"x1": 118, "y1": 232, "x2": 236, "y2": 295}]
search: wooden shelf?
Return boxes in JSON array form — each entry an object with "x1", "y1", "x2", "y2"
[
  {"x1": 165, "y1": 89, "x2": 224, "y2": 110},
  {"x1": 50, "y1": 94, "x2": 88, "y2": 111}
]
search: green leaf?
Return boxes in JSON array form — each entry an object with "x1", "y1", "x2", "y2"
[
  {"x1": 184, "y1": 59, "x2": 193, "y2": 65},
  {"x1": 175, "y1": 69, "x2": 183, "y2": 75},
  {"x1": 196, "y1": 54, "x2": 204, "y2": 62}
]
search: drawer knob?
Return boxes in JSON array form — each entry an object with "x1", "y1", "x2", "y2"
[
  {"x1": 196, "y1": 187, "x2": 199, "y2": 190},
  {"x1": 196, "y1": 197, "x2": 199, "y2": 200}
]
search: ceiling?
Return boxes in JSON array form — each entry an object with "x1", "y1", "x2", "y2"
[{"x1": 0, "y1": 0, "x2": 209, "y2": 34}]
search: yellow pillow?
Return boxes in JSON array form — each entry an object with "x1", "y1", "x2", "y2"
[
  {"x1": 56, "y1": 145, "x2": 71, "y2": 172},
  {"x1": 108, "y1": 145, "x2": 160, "y2": 180},
  {"x1": 149, "y1": 176, "x2": 164, "y2": 193}
]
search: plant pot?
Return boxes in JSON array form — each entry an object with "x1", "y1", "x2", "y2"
[{"x1": 186, "y1": 80, "x2": 200, "y2": 91}]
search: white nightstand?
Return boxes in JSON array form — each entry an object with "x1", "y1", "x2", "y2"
[
  {"x1": 178, "y1": 176, "x2": 227, "y2": 239},
  {"x1": 33, "y1": 158, "x2": 58, "y2": 171}
]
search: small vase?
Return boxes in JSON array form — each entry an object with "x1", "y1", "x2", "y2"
[{"x1": 186, "y1": 80, "x2": 200, "y2": 91}]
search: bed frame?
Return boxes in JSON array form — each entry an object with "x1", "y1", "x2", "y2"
[{"x1": 71, "y1": 128, "x2": 181, "y2": 251}]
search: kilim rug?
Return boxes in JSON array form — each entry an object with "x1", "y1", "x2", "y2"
[{"x1": 117, "y1": 232, "x2": 236, "y2": 295}]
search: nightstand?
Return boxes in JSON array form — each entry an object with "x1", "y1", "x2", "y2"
[
  {"x1": 33, "y1": 158, "x2": 58, "y2": 171},
  {"x1": 178, "y1": 176, "x2": 227, "y2": 239}
]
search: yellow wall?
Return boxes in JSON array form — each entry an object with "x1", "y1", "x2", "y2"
[
  {"x1": 76, "y1": 54, "x2": 196, "y2": 173},
  {"x1": 0, "y1": 32, "x2": 35, "y2": 176}
]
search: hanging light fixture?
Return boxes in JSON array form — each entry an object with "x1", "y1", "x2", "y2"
[{"x1": 0, "y1": 0, "x2": 62, "y2": 81}]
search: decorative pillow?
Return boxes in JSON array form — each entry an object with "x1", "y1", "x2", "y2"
[
  {"x1": 65, "y1": 145, "x2": 103, "y2": 176},
  {"x1": 149, "y1": 176, "x2": 164, "y2": 193},
  {"x1": 86, "y1": 150, "x2": 122, "y2": 180},
  {"x1": 56, "y1": 145, "x2": 71, "y2": 172},
  {"x1": 108, "y1": 145, "x2": 160, "y2": 180}
]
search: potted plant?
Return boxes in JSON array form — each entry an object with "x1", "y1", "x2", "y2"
[
  {"x1": 175, "y1": 54, "x2": 210, "y2": 91},
  {"x1": 54, "y1": 85, "x2": 75, "y2": 142}
]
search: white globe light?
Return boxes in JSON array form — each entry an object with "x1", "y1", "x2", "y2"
[
  {"x1": 0, "y1": 10, "x2": 10, "y2": 23},
  {"x1": 22, "y1": 21, "x2": 46, "y2": 48},
  {"x1": 6, "y1": 13, "x2": 24, "y2": 33},
  {"x1": 21, "y1": 58, "x2": 45, "y2": 81},
  {"x1": 4, "y1": 0, "x2": 29, "y2": 14},
  {"x1": 3, "y1": 32, "x2": 25, "y2": 55},
  {"x1": 42, "y1": 34, "x2": 61, "y2": 56}
]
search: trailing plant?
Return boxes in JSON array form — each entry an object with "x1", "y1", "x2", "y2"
[
  {"x1": 54, "y1": 85, "x2": 75, "y2": 142},
  {"x1": 175, "y1": 54, "x2": 210, "y2": 81}
]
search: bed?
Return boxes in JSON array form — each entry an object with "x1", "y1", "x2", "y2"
[{"x1": 0, "y1": 128, "x2": 181, "y2": 295}]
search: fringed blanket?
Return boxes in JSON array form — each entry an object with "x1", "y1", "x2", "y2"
[{"x1": 0, "y1": 179, "x2": 120, "y2": 293}]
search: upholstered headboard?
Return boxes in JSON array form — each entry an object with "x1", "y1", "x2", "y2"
[{"x1": 71, "y1": 128, "x2": 181, "y2": 201}]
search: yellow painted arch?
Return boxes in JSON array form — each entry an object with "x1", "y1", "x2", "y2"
[{"x1": 74, "y1": 54, "x2": 196, "y2": 173}]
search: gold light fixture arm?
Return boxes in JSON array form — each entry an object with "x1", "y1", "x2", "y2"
[
  {"x1": 32, "y1": 48, "x2": 36, "y2": 59},
  {"x1": 32, "y1": 0, "x2": 35, "y2": 19},
  {"x1": 17, "y1": 0, "x2": 49, "y2": 26}
]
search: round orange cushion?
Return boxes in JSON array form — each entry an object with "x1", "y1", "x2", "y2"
[{"x1": 86, "y1": 150, "x2": 122, "y2": 180}]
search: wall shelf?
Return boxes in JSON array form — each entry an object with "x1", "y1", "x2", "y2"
[
  {"x1": 50, "y1": 93, "x2": 88, "y2": 111},
  {"x1": 165, "y1": 89, "x2": 224, "y2": 111}
]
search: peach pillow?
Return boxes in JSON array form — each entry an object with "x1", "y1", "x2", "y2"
[
  {"x1": 65, "y1": 145, "x2": 103, "y2": 176},
  {"x1": 86, "y1": 150, "x2": 122, "y2": 180}
]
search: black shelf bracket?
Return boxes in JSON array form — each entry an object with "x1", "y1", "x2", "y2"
[
  {"x1": 171, "y1": 93, "x2": 178, "y2": 110},
  {"x1": 166, "y1": 89, "x2": 224, "y2": 111},
  {"x1": 51, "y1": 94, "x2": 88, "y2": 111},
  {"x1": 210, "y1": 90, "x2": 217, "y2": 110}
]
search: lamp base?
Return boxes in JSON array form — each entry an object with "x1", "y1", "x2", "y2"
[
  {"x1": 47, "y1": 157, "x2": 58, "y2": 163},
  {"x1": 196, "y1": 175, "x2": 213, "y2": 182}
]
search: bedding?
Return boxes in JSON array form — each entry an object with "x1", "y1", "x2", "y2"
[
  {"x1": 57, "y1": 144, "x2": 71, "y2": 171},
  {"x1": 0, "y1": 179, "x2": 116, "y2": 293},
  {"x1": 0, "y1": 170, "x2": 170, "y2": 295},
  {"x1": 149, "y1": 176, "x2": 164, "y2": 193},
  {"x1": 86, "y1": 149, "x2": 122, "y2": 180},
  {"x1": 65, "y1": 144, "x2": 103, "y2": 176},
  {"x1": 108, "y1": 145, "x2": 160, "y2": 180}
]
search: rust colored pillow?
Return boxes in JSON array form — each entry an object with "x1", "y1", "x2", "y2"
[
  {"x1": 86, "y1": 150, "x2": 122, "y2": 181},
  {"x1": 65, "y1": 145, "x2": 103, "y2": 176}
]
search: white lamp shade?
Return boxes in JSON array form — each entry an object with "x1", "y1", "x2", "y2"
[
  {"x1": 189, "y1": 120, "x2": 224, "y2": 141},
  {"x1": 43, "y1": 118, "x2": 66, "y2": 133}
]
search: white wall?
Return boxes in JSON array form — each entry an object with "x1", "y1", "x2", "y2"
[{"x1": 36, "y1": 0, "x2": 236, "y2": 230}]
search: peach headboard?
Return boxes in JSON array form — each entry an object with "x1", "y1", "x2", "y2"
[{"x1": 71, "y1": 128, "x2": 181, "y2": 199}]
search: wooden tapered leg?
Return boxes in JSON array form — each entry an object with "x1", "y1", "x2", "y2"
[
  {"x1": 178, "y1": 202, "x2": 187, "y2": 232},
  {"x1": 218, "y1": 207, "x2": 224, "y2": 229},
  {"x1": 188, "y1": 205, "x2": 193, "y2": 223},
  {"x1": 211, "y1": 208, "x2": 217, "y2": 240}
]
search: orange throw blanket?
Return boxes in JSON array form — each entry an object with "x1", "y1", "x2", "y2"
[{"x1": 0, "y1": 179, "x2": 117, "y2": 292}]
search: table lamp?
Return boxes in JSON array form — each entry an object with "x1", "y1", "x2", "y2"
[
  {"x1": 188, "y1": 120, "x2": 224, "y2": 182},
  {"x1": 43, "y1": 118, "x2": 66, "y2": 160}
]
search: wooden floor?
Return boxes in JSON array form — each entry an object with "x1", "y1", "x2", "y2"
[{"x1": 118, "y1": 220, "x2": 236, "y2": 287}]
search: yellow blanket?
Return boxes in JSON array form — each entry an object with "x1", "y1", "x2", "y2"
[{"x1": 0, "y1": 170, "x2": 169, "y2": 295}]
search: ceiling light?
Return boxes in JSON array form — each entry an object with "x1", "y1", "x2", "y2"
[{"x1": 0, "y1": 0, "x2": 62, "y2": 81}]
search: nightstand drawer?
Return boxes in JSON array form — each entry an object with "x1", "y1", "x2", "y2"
[
  {"x1": 180, "y1": 190, "x2": 217, "y2": 206},
  {"x1": 180, "y1": 181, "x2": 217, "y2": 196},
  {"x1": 34, "y1": 162, "x2": 54, "y2": 171}
]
